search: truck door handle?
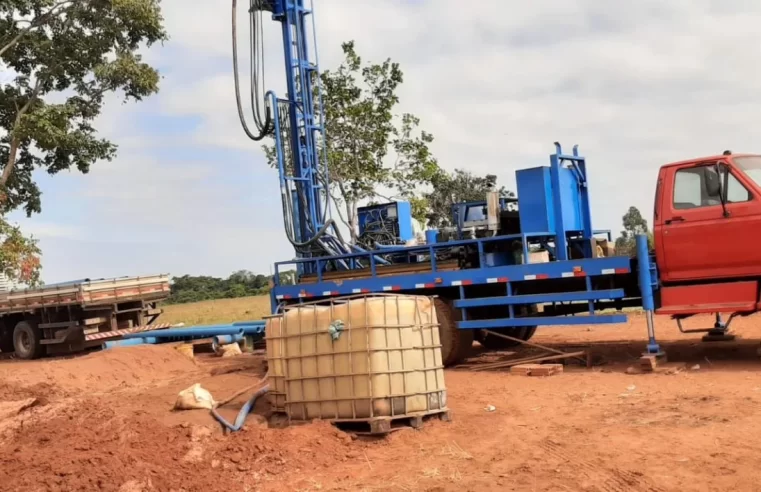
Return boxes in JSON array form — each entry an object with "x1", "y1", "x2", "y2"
[{"x1": 665, "y1": 216, "x2": 685, "y2": 224}]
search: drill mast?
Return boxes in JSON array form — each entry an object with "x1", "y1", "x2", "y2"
[{"x1": 233, "y1": 0, "x2": 353, "y2": 269}]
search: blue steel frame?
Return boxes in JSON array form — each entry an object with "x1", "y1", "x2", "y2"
[
  {"x1": 268, "y1": 147, "x2": 658, "y2": 337},
  {"x1": 270, "y1": 233, "x2": 658, "y2": 332}
]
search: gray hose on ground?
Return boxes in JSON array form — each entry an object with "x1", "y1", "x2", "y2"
[{"x1": 212, "y1": 385, "x2": 270, "y2": 433}]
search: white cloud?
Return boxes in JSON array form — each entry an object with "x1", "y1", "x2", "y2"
[{"x1": 20, "y1": 0, "x2": 761, "y2": 282}]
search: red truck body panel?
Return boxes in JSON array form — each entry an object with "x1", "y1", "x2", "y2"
[
  {"x1": 656, "y1": 281, "x2": 758, "y2": 315},
  {"x1": 653, "y1": 154, "x2": 761, "y2": 315}
]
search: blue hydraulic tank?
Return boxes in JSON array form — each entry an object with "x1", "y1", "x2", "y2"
[{"x1": 515, "y1": 143, "x2": 594, "y2": 260}]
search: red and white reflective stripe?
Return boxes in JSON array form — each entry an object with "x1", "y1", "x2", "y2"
[
  {"x1": 562, "y1": 271, "x2": 586, "y2": 278},
  {"x1": 601, "y1": 268, "x2": 628, "y2": 275},
  {"x1": 486, "y1": 277, "x2": 508, "y2": 283},
  {"x1": 85, "y1": 323, "x2": 174, "y2": 341},
  {"x1": 451, "y1": 280, "x2": 473, "y2": 287},
  {"x1": 524, "y1": 274, "x2": 549, "y2": 281},
  {"x1": 322, "y1": 290, "x2": 339, "y2": 296},
  {"x1": 351, "y1": 288, "x2": 370, "y2": 294},
  {"x1": 383, "y1": 286, "x2": 402, "y2": 291},
  {"x1": 298, "y1": 292, "x2": 313, "y2": 298},
  {"x1": 415, "y1": 283, "x2": 437, "y2": 289},
  {"x1": 275, "y1": 294, "x2": 293, "y2": 300}
]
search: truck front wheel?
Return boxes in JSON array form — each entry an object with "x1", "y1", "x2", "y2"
[{"x1": 13, "y1": 321, "x2": 43, "y2": 360}]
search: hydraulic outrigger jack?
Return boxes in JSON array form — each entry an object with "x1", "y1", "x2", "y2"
[
  {"x1": 676, "y1": 312, "x2": 738, "y2": 343},
  {"x1": 701, "y1": 313, "x2": 736, "y2": 342}
]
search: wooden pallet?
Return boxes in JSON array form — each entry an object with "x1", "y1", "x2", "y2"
[{"x1": 331, "y1": 408, "x2": 451, "y2": 436}]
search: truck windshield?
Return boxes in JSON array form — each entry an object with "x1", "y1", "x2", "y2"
[{"x1": 733, "y1": 156, "x2": 761, "y2": 187}]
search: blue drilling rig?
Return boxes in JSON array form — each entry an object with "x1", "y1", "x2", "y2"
[{"x1": 233, "y1": 0, "x2": 665, "y2": 368}]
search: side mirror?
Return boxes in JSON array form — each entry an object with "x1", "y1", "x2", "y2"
[{"x1": 704, "y1": 167, "x2": 721, "y2": 198}]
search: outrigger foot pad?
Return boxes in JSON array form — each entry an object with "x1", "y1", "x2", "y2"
[{"x1": 701, "y1": 331, "x2": 736, "y2": 342}]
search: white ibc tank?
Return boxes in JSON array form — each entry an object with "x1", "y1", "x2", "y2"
[
  {"x1": 264, "y1": 314, "x2": 287, "y2": 413},
  {"x1": 269, "y1": 294, "x2": 447, "y2": 421}
]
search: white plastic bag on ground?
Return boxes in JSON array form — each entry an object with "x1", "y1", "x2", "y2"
[
  {"x1": 174, "y1": 383, "x2": 216, "y2": 410},
  {"x1": 218, "y1": 342, "x2": 242, "y2": 358}
]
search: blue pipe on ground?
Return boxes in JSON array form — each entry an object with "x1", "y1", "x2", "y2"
[
  {"x1": 211, "y1": 385, "x2": 270, "y2": 432},
  {"x1": 103, "y1": 337, "x2": 158, "y2": 349},
  {"x1": 240, "y1": 325, "x2": 265, "y2": 335},
  {"x1": 214, "y1": 333, "x2": 244, "y2": 346},
  {"x1": 122, "y1": 326, "x2": 243, "y2": 340},
  {"x1": 212, "y1": 333, "x2": 244, "y2": 352},
  {"x1": 122, "y1": 323, "x2": 266, "y2": 340}
]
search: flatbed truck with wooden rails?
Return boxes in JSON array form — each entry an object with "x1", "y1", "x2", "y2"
[{"x1": 0, "y1": 275, "x2": 171, "y2": 359}]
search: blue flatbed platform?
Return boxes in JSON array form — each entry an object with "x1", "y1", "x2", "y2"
[{"x1": 271, "y1": 234, "x2": 645, "y2": 330}]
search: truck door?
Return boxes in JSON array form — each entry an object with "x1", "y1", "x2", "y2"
[{"x1": 660, "y1": 160, "x2": 761, "y2": 281}]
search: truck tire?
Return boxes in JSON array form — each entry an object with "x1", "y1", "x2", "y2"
[
  {"x1": 479, "y1": 326, "x2": 537, "y2": 350},
  {"x1": 435, "y1": 298, "x2": 474, "y2": 367},
  {"x1": 13, "y1": 321, "x2": 43, "y2": 360}
]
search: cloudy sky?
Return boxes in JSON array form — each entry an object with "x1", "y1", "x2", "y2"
[{"x1": 11, "y1": 0, "x2": 761, "y2": 283}]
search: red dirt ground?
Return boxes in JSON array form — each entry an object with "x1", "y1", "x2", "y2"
[{"x1": 2, "y1": 313, "x2": 761, "y2": 491}]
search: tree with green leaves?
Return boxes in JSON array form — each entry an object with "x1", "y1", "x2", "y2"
[
  {"x1": 263, "y1": 41, "x2": 439, "y2": 243},
  {"x1": 0, "y1": 0, "x2": 168, "y2": 284},
  {"x1": 614, "y1": 206, "x2": 654, "y2": 256},
  {"x1": 166, "y1": 269, "x2": 296, "y2": 304},
  {"x1": 425, "y1": 169, "x2": 514, "y2": 228}
]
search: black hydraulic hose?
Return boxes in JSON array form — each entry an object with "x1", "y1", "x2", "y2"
[
  {"x1": 249, "y1": 0, "x2": 268, "y2": 131},
  {"x1": 232, "y1": 0, "x2": 272, "y2": 140}
]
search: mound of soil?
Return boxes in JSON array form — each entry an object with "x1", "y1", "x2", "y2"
[
  {"x1": 0, "y1": 396, "x2": 357, "y2": 492},
  {"x1": 0, "y1": 344, "x2": 202, "y2": 396}
]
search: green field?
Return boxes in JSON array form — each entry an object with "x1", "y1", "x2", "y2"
[{"x1": 160, "y1": 295, "x2": 271, "y2": 326}]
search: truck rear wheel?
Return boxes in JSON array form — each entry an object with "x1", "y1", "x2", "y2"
[
  {"x1": 435, "y1": 298, "x2": 474, "y2": 367},
  {"x1": 13, "y1": 321, "x2": 43, "y2": 360}
]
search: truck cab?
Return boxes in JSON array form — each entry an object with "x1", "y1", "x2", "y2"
[{"x1": 653, "y1": 152, "x2": 761, "y2": 315}]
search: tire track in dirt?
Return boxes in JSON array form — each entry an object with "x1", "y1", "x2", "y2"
[{"x1": 538, "y1": 439, "x2": 664, "y2": 492}]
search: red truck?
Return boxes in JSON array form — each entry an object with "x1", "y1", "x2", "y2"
[
  {"x1": 0, "y1": 275, "x2": 171, "y2": 359},
  {"x1": 653, "y1": 151, "x2": 761, "y2": 335}
]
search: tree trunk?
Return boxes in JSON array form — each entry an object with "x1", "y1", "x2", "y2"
[
  {"x1": 346, "y1": 201, "x2": 358, "y2": 244},
  {"x1": 1, "y1": 80, "x2": 42, "y2": 194},
  {"x1": 1, "y1": 135, "x2": 19, "y2": 188}
]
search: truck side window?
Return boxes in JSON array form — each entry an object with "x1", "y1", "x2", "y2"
[
  {"x1": 720, "y1": 166, "x2": 752, "y2": 203},
  {"x1": 673, "y1": 164, "x2": 751, "y2": 210},
  {"x1": 673, "y1": 166, "x2": 707, "y2": 209}
]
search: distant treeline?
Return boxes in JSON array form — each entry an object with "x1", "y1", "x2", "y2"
[{"x1": 166, "y1": 270, "x2": 296, "y2": 304}]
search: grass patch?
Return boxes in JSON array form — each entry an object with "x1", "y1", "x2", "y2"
[{"x1": 160, "y1": 295, "x2": 271, "y2": 326}]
